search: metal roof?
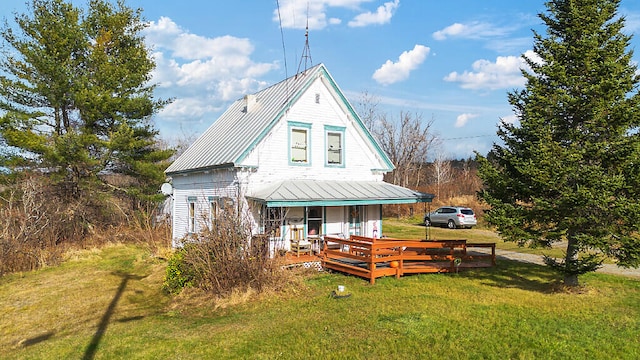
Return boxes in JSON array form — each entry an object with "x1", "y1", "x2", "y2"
[
  {"x1": 165, "y1": 63, "x2": 393, "y2": 175},
  {"x1": 247, "y1": 179, "x2": 434, "y2": 207}
]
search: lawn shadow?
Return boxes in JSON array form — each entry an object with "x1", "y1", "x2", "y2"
[
  {"x1": 82, "y1": 271, "x2": 145, "y2": 360},
  {"x1": 461, "y1": 259, "x2": 559, "y2": 293}
]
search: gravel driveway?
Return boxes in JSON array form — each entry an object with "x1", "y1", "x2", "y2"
[{"x1": 494, "y1": 249, "x2": 640, "y2": 279}]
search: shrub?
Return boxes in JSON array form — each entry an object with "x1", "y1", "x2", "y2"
[
  {"x1": 164, "y1": 210, "x2": 289, "y2": 297},
  {"x1": 163, "y1": 249, "x2": 195, "y2": 294},
  {"x1": 0, "y1": 172, "x2": 171, "y2": 276}
]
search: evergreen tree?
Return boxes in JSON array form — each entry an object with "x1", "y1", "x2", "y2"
[
  {"x1": 0, "y1": 0, "x2": 172, "y2": 203},
  {"x1": 477, "y1": 0, "x2": 640, "y2": 286}
]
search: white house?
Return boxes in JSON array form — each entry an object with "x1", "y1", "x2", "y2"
[{"x1": 165, "y1": 64, "x2": 433, "y2": 252}]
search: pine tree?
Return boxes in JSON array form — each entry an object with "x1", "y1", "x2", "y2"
[
  {"x1": 0, "y1": 0, "x2": 172, "y2": 203},
  {"x1": 477, "y1": 0, "x2": 640, "y2": 286}
]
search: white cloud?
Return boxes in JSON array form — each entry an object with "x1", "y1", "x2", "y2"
[
  {"x1": 143, "y1": 17, "x2": 278, "y2": 128},
  {"x1": 486, "y1": 37, "x2": 532, "y2": 53},
  {"x1": 444, "y1": 50, "x2": 540, "y2": 90},
  {"x1": 500, "y1": 114, "x2": 519, "y2": 126},
  {"x1": 348, "y1": 0, "x2": 399, "y2": 27},
  {"x1": 372, "y1": 44, "x2": 430, "y2": 85},
  {"x1": 147, "y1": 17, "x2": 254, "y2": 62},
  {"x1": 273, "y1": 0, "x2": 396, "y2": 30},
  {"x1": 433, "y1": 21, "x2": 511, "y2": 41},
  {"x1": 455, "y1": 113, "x2": 478, "y2": 128},
  {"x1": 622, "y1": 9, "x2": 640, "y2": 34}
]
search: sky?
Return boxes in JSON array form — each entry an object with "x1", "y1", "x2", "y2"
[{"x1": 2, "y1": 0, "x2": 640, "y2": 159}]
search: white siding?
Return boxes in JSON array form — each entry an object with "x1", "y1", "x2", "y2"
[
  {"x1": 169, "y1": 75, "x2": 390, "y2": 246},
  {"x1": 171, "y1": 169, "x2": 240, "y2": 245},
  {"x1": 240, "y1": 77, "x2": 385, "y2": 189}
]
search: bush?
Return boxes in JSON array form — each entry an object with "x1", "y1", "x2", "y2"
[
  {"x1": 163, "y1": 210, "x2": 289, "y2": 297},
  {"x1": 0, "y1": 173, "x2": 171, "y2": 276},
  {"x1": 163, "y1": 249, "x2": 195, "y2": 294}
]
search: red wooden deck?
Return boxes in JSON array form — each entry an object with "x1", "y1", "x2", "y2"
[{"x1": 320, "y1": 235, "x2": 496, "y2": 284}]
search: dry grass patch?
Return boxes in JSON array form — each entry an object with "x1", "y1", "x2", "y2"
[{"x1": 1, "y1": 244, "x2": 639, "y2": 359}]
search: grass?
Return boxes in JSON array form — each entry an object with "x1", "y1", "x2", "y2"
[
  {"x1": 1, "y1": 243, "x2": 639, "y2": 359},
  {"x1": 383, "y1": 216, "x2": 568, "y2": 258}
]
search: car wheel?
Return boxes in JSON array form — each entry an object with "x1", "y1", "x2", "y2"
[
  {"x1": 447, "y1": 220, "x2": 456, "y2": 229},
  {"x1": 424, "y1": 217, "x2": 431, "y2": 227}
]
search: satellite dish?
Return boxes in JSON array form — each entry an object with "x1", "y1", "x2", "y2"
[{"x1": 160, "y1": 183, "x2": 173, "y2": 196}]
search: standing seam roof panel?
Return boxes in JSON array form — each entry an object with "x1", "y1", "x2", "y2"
[{"x1": 165, "y1": 64, "x2": 323, "y2": 174}]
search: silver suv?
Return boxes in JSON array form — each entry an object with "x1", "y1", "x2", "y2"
[{"x1": 424, "y1": 206, "x2": 477, "y2": 229}]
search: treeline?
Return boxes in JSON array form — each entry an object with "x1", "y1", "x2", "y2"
[
  {"x1": 0, "y1": 0, "x2": 172, "y2": 275},
  {"x1": 383, "y1": 158, "x2": 483, "y2": 218},
  {"x1": 355, "y1": 92, "x2": 484, "y2": 218}
]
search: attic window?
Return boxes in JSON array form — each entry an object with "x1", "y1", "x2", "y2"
[
  {"x1": 289, "y1": 121, "x2": 312, "y2": 165},
  {"x1": 291, "y1": 129, "x2": 308, "y2": 163},
  {"x1": 325, "y1": 125, "x2": 345, "y2": 167},
  {"x1": 315, "y1": 93, "x2": 320, "y2": 104}
]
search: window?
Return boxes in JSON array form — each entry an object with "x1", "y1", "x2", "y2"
[
  {"x1": 325, "y1": 125, "x2": 345, "y2": 166},
  {"x1": 307, "y1": 206, "x2": 323, "y2": 237},
  {"x1": 348, "y1": 205, "x2": 364, "y2": 236},
  {"x1": 188, "y1": 196, "x2": 197, "y2": 233},
  {"x1": 262, "y1": 206, "x2": 283, "y2": 237},
  {"x1": 209, "y1": 196, "x2": 219, "y2": 226},
  {"x1": 221, "y1": 197, "x2": 235, "y2": 213},
  {"x1": 291, "y1": 129, "x2": 307, "y2": 162},
  {"x1": 327, "y1": 132, "x2": 342, "y2": 165},
  {"x1": 289, "y1": 121, "x2": 312, "y2": 165}
]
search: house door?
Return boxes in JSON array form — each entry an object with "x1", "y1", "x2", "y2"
[{"x1": 348, "y1": 205, "x2": 364, "y2": 236}]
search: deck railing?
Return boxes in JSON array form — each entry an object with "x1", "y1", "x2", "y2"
[{"x1": 321, "y1": 235, "x2": 495, "y2": 284}]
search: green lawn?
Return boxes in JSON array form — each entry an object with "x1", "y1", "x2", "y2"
[
  {"x1": 383, "y1": 216, "x2": 567, "y2": 258},
  {"x1": 1, "y1": 243, "x2": 639, "y2": 359}
]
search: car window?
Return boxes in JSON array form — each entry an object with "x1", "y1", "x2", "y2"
[
  {"x1": 460, "y1": 209, "x2": 474, "y2": 215},
  {"x1": 445, "y1": 208, "x2": 456, "y2": 214}
]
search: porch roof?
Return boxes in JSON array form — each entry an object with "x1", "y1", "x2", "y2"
[{"x1": 247, "y1": 180, "x2": 434, "y2": 207}]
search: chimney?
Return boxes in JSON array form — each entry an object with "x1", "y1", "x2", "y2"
[{"x1": 244, "y1": 94, "x2": 257, "y2": 113}]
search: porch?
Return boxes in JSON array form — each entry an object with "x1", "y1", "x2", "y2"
[{"x1": 320, "y1": 235, "x2": 496, "y2": 284}]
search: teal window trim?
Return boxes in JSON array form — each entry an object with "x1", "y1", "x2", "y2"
[
  {"x1": 318, "y1": 66, "x2": 394, "y2": 171},
  {"x1": 323, "y1": 207, "x2": 327, "y2": 235},
  {"x1": 288, "y1": 121, "x2": 312, "y2": 166},
  {"x1": 324, "y1": 125, "x2": 345, "y2": 168}
]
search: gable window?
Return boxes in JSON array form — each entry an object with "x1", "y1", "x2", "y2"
[
  {"x1": 291, "y1": 129, "x2": 307, "y2": 162},
  {"x1": 289, "y1": 121, "x2": 312, "y2": 165},
  {"x1": 188, "y1": 196, "x2": 197, "y2": 233},
  {"x1": 325, "y1": 125, "x2": 345, "y2": 167}
]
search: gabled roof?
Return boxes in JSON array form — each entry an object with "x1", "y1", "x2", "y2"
[
  {"x1": 165, "y1": 63, "x2": 393, "y2": 176},
  {"x1": 247, "y1": 179, "x2": 434, "y2": 207}
]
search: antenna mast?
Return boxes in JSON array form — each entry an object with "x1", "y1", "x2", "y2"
[{"x1": 297, "y1": 2, "x2": 312, "y2": 74}]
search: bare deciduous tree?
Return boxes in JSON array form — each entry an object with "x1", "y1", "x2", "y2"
[
  {"x1": 356, "y1": 90, "x2": 381, "y2": 131},
  {"x1": 431, "y1": 150, "x2": 454, "y2": 199},
  {"x1": 375, "y1": 112, "x2": 438, "y2": 188},
  {"x1": 355, "y1": 92, "x2": 438, "y2": 189}
]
